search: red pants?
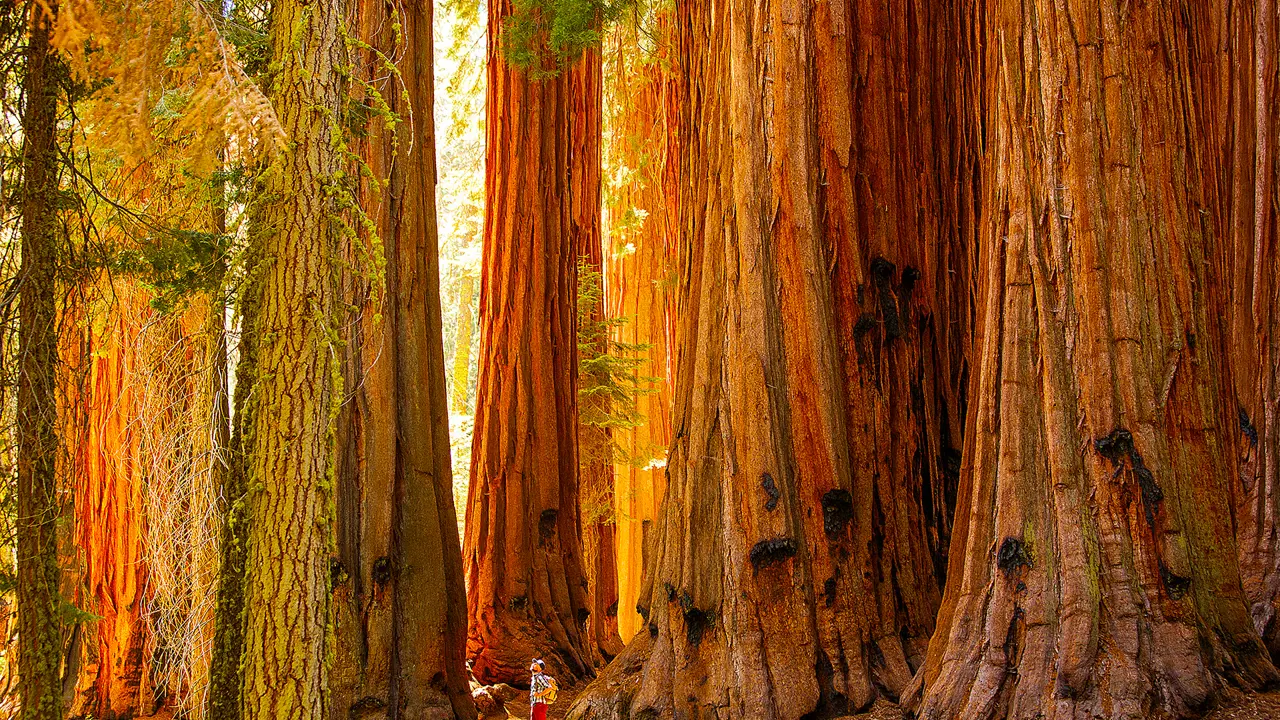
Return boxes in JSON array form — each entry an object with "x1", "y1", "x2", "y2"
[{"x1": 532, "y1": 703, "x2": 548, "y2": 720}]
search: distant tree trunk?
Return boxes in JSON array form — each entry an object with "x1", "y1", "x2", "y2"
[
  {"x1": 908, "y1": 1, "x2": 1279, "y2": 717},
  {"x1": 330, "y1": 1, "x2": 476, "y2": 718},
  {"x1": 450, "y1": 273, "x2": 476, "y2": 413},
  {"x1": 16, "y1": 0, "x2": 63, "y2": 718},
  {"x1": 206, "y1": 263, "x2": 255, "y2": 720},
  {"x1": 463, "y1": 0, "x2": 595, "y2": 686},
  {"x1": 570, "y1": 1, "x2": 967, "y2": 716},
  {"x1": 237, "y1": 0, "x2": 346, "y2": 716},
  {"x1": 602, "y1": 16, "x2": 677, "y2": 646},
  {"x1": 572, "y1": 46, "x2": 624, "y2": 667},
  {"x1": 69, "y1": 293, "x2": 152, "y2": 720}
]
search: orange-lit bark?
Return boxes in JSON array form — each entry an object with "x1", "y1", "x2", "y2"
[
  {"x1": 909, "y1": 1, "x2": 1278, "y2": 717},
  {"x1": 573, "y1": 47, "x2": 625, "y2": 666},
  {"x1": 69, "y1": 292, "x2": 151, "y2": 720},
  {"x1": 602, "y1": 17, "x2": 677, "y2": 645},
  {"x1": 60, "y1": 283, "x2": 214, "y2": 720},
  {"x1": 463, "y1": 0, "x2": 596, "y2": 686},
  {"x1": 330, "y1": 1, "x2": 475, "y2": 718}
]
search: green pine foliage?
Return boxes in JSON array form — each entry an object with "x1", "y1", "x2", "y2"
[
  {"x1": 576, "y1": 258, "x2": 658, "y2": 469},
  {"x1": 502, "y1": 0, "x2": 636, "y2": 73}
]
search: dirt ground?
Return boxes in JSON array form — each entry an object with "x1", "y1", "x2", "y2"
[{"x1": 496, "y1": 688, "x2": 1280, "y2": 720}]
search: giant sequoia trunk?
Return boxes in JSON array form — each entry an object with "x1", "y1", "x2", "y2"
[
  {"x1": 571, "y1": 1, "x2": 968, "y2": 716},
  {"x1": 462, "y1": 0, "x2": 596, "y2": 686},
  {"x1": 16, "y1": 1, "x2": 63, "y2": 718},
  {"x1": 329, "y1": 1, "x2": 475, "y2": 718},
  {"x1": 236, "y1": 0, "x2": 346, "y2": 716},
  {"x1": 908, "y1": 1, "x2": 1279, "y2": 718}
]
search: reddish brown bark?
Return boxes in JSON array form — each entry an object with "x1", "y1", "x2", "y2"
[
  {"x1": 569, "y1": 1, "x2": 966, "y2": 716},
  {"x1": 908, "y1": 2, "x2": 1279, "y2": 718},
  {"x1": 463, "y1": 0, "x2": 595, "y2": 686},
  {"x1": 1211, "y1": 0, "x2": 1280, "y2": 657},
  {"x1": 330, "y1": 1, "x2": 475, "y2": 718},
  {"x1": 66, "y1": 292, "x2": 153, "y2": 720}
]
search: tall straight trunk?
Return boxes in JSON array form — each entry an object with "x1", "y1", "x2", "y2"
[
  {"x1": 571, "y1": 1, "x2": 967, "y2": 717},
  {"x1": 330, "y1": 1, "x2": 475, "y2": 718},
  {"x1": 16, "y1": 1, "x2": 63, "y2": 718},
  {"x1": 237, "y1": 0, "x2": 346, "y2": 716},
  {"x1": 908, "y1": 1, "x2": 1278, "y2": 718},
  {"x1": 602, "y1": 16, "x2": 677, "y2": 646},
  {"x1": 463, "y1": 0, "x2": 595, "y2": 685},
  {"x1": 206, "y1": 273, "x2": 255, "y2": 720}
]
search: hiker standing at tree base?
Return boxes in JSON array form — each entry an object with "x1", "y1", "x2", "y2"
[{"x1": 529, "y1": 658, "x2": 558, "y2": 720}]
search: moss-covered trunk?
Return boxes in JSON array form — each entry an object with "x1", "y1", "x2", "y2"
[
  {"x1": 237, "y1": 0, "x2": 346, "y2": 716},
  {"x1": 16, "y1": 1, "x2": 63, "y2": 718}
]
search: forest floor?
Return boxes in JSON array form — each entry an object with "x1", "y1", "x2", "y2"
[{"x1": 498, "y1": 687, "x2": 1280, "y2": 719}]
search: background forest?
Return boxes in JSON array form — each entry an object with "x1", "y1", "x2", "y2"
[{"x1": 0, "y1": 1, "x2": 1278, "y2": 720}]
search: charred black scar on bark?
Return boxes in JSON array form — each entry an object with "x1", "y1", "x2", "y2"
[
  {"x1": 761, "y1": 472, "x2": 780, "y2": 511},
  {"x1": 1095, "y1": 428, "x2": 1164, "y2": 526},
  {"x1": 821, "y1": 489, "x2": 854, "y2": 539},
  {"x1": 997, "y1": 537, "x2": 1031, "y2": 578},
  {"x1": 871, "y1": 257, "x2": 903, "y2": 339},
  {"x1": 749, "y1": 537, "x2": 798, "y2": 571}
]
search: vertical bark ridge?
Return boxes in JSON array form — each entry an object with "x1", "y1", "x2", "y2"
[{"x1": 910, "y1": 2, "x2": 1279, "y2": 718}]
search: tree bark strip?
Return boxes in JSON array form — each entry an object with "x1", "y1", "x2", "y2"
[
  {"x1": 238, "y1": 0, "x2": 347, "y2": 716},
  {"x1": 17, "y1": 1, "x2": 64, "y2": 718},
  {"x1": 909, "y1": 2, "x2": 1279, "y2": 717},
  {"x1": 331, "y1": 0, "x2": 476, "y2": 717}
]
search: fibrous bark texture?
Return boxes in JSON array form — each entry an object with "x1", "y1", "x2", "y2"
[
  {"x1": 909, "y1": 1, "x2": 1280, "y2": 718},
  {"x1": 17, "y1": 2, "x2": 63, "y2": 718},
  {"x1": 463, "y1": 0, "x2": 596, "y2": 686},
  {"x1": 602, "y1": 17, "x2": 677, "y2": 645},
  {"x1": 571, "y1": 0, "x2": 971, "y2": 716},
  {"x1": 237, "y1": 0, "x2": 346, "y2": 716},
  {"x1": 330, "y1": 1, "x2": 475, "y2": 718},
  {"x1": 1209, "y1": 0, "x2": 1280, "y2": 657},
  {"x1": 64, "y1": 289, "x2": 214, "y2": 720}
]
